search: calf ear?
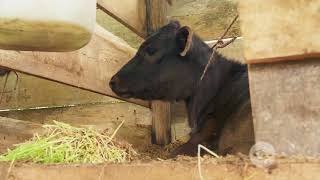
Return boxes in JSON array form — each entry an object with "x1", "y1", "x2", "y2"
[
  {"x1": 176, "y1": 26, "x2": 193, "y2": 56},
  {"x1": 169, "y1": 20, "x2": 181, "y2": 30}
]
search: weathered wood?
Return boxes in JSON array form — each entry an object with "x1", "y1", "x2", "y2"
[
  {"x1": 151, "y1": 101, "x2": 171, "y2": 145},
  {"x1": 238, "y1": 0, "x2": 320, "y2": 64},
  {"x1": 97, "y1": 0, "x2": 147, "y2": 38},
  {"x1": 0, "y1": 72, "x2": 120, "y2": 110},
  {"x1": 2, "y1": 160, "x2": 320, "y2": 180},
  {"x1": 0, "y1": 24, "x2": 149, "y2": 108},
  {"x1": 0, "y1": 116, "x2": 42, "y2": 137},
  {"x1": 0, "y1": 116, "x2": 43, "y2": 153},
  {"x1": 0, "y1": 102, "x2": 152, "y2": 153},
  {"x1": 249, "y1": 58, "x2": 320, "y2": 156},
  {"x1": 146, "y1": 0, "x2": 169, "y2": 35},
  {"x1": 146, "y1": 0, "x2": 172, "y2": 145}
]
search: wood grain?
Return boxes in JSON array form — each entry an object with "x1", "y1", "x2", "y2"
[
  {"x1": 249, "y1": 58, "x2": 320, "y2": 156},
  {"x1": 0, "y1": 24, "x2": 149, "y2": 108},
  {"x1": 151, "y1": 101, "x2": 171, "y2": 145},
  {"x1": 0, "y1": 116, "x2": 43, "y2": 153},
  {"x1": 238, "y1": 0, "x2": 320, "y2": 63},
  {"x1": 146, "y1": 0, "x2": 172, "y2": 145}
]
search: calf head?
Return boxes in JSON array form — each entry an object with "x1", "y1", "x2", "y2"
[{"x1": 109, "y1": 21, "x2": 211, "y2": 101}]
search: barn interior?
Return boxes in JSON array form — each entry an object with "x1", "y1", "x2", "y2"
[{"x1": 0, "y1": 0, "x2": 319, "y2": 179}]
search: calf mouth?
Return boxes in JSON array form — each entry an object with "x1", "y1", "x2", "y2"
[
  {"x1": 112, "y1": 89, "x2": 133, "y2": 99},
  {"x1": 111, "y1": 86, "x2": 166, "y2": 101},
  {"x1": 117, "y1": 92, "x2": 133, "y2": 99},
  {"x1": 115, "y1": 89, "x2": 154, "y2": 100}
]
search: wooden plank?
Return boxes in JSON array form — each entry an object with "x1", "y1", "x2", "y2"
[
  {"x1": 0, "y1": 116, "x2": 42, "y2": 137},
  {"x1": 249, "y1": 58, "x2": 320, "y2": 156},
  {"x1": 146, "y1": 0, "x2": 172, "y2": 145},
  {"x1": 151, "y1": 101, "x2": 171, "y2": 145},
  {"x1": 0, "y1": 102, "x2": 152, "y2": 153},
  {"x1": 0, "y1": 116, "x2": 43, "y2": 153},
  {"x1": 2, "y1": 160, "x2": 320, "y2": 180},
  {"x1": 0, "y1": 24, "x2": 149, "y2": 108},
  {"x1": 238, "y1": 0, "x2": 320, "y2": 64},
  {"x1": 0, "y1": 72, "x2": 120, "y2": 110},
  {"x1": 97, "y1": 0, "x2": 147, "y2": 38}
]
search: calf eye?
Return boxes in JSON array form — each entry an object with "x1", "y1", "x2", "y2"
[{"x1": 146, "y1": 47, "x2": 157, "y2": 56}]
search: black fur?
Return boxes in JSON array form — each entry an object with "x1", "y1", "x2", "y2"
[{"x1": 110, "y1": 21, "x2": 250, "y2": 155}]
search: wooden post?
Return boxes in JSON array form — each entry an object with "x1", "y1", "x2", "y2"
[
  {"x1": 0, "y1": 24, "x2": 149, "y2": 108},
  {"x1": 146, "y1": 0, "x2": 171, "y2": 145},
  {"x1": 249, "y1": 59, "x2": 320, "y2": 156},
  {"x1": 151, "y1": 101, "x2": 171, "y2": 145},
  {"x1": 238, "y1": 0, "x2": 320, "y2": 156}
]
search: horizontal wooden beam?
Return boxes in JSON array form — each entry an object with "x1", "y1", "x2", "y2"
[
  {"x1": 97, "y1": 0, "x2": 147, "y2": 38},
  {"x1": 0, "y1": 116, "x2": 43, "y2": 152},
  {"x1": 2, "y1": 160, "x2": 320, "y2": 180},
  {"x1": 0, "y1": 72, "x2": 121, "y2": 110},
  {"x1": 0, "y1": 116, "x2": 42, "y2": 137},
  {"x1": 0, "y1": 24, "x2": 149, "y2": 108},
  {"x1": 239, "y1": 0, "x2": 320, "y2": 64}
]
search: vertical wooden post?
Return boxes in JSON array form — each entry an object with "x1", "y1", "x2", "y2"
[
  {"x1": 238, "y1": 0, "x2": 320, "y2": 156},
  {"x1": 151, "y1": 101, "x2": 171, "y2": 145},
  {"x1": 146, "y1": 0, "x2": 171, "y2": 145},
  {"x1": 249, "y1": 59, "x2": 320, "y2": 156}
]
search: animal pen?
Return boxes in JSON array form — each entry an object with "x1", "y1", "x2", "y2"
[{"x1": 0, "y1": 0, "x2": 319, "y2": 179}]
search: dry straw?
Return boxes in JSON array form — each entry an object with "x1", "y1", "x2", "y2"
[{"x1": 0, "y1": 120, "x2": 136, "y2": 164}]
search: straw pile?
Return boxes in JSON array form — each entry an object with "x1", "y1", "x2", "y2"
[{"x1": 0, "y1": 121, "x2": 136, "y2": 164}]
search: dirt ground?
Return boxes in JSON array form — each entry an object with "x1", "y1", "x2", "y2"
[{"x1": 1, "y1": 131, "x2": 320, "y2": 180}]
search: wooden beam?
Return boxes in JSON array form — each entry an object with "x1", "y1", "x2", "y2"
[
  {"x1": 97, "y1": 0, "x2": 147, "y2": 38},
  {"x1": 239, "y1": 0, "x2": 320, "y2": 156},
  {"x1": 0, "y1": 72, "x2": 121, "y2": 110},
  {"x1": 238, "y1": 0, "x2": 320, "y2": 64},
  {"x1": 0, "y1": 116, "x2": 43, "y2": 153},
  {"x1": 2, "y1": 160, "x2": 320, "y2": 180},
  {"x1": 151, "y1": 101, "x2": 171, "y2": 146},
  {"x1": 0, "y1": 116, "x2": 42, "y2": 137},
  {"x1": 0, "y1": 24, "x2": 149, "y2": 108},
  {"x1": 146, "y1": 0, "x2": 171, "y2": 146},
  {"x1": 249, "y1": 58, "x2": 320, "y2": 156}
]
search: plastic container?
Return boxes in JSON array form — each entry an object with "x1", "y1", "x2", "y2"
[{"x1": 0, "y1": 0, "x2": 96, "y2": 52}]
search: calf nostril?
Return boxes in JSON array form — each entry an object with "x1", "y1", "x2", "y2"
[{"x1": 109, "y1": 76, "x2": 119, "y2": 88}]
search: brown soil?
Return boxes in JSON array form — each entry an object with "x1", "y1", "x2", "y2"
[{"x1": 133, "y1": 141, "x2": 184, "y2": 161}]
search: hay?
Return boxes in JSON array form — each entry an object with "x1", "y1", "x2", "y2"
[
  {"x1": 198, "y1": 144, "x2": 220, "y2": 180},
  {"x1": 0, "y1": 121, "x2": 136, "y2": 164}
]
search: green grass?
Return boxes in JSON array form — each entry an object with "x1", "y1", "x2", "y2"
[{"x1": 0, "y1": 121, "x2": 136, "y2": 164}]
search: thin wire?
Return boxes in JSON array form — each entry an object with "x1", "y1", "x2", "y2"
[
  {"x1": 200, "y1": 15, "x2": 239, "y2": 81},
  {"x1": 0, "y1": 71, "x2": 19, "y2": 104}
]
